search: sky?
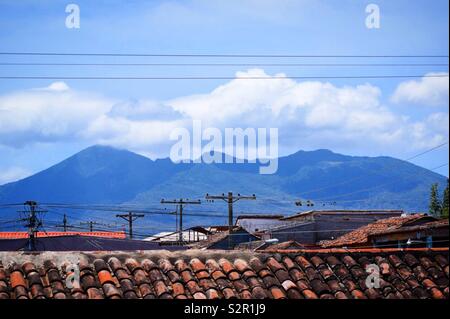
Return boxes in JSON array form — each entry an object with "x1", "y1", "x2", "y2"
[{"x1": 0, "y1": 0, "x2": 448, "y2": 184}]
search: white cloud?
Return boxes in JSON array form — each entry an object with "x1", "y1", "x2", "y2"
[
  {"x1": 0, "y1": 82, "x2": 114, "y2": 146},
  {"x1": 0, "y1": 166, "x2": 31, "y2": 185},
  {"x1": 0, "y1": 82, "x2": 188, "y2": 156},
  {"x1": 0, "y1": 72, "x2": 448, "y2": 160},
  {"x1": 42, "y1": 82, "x2": 70, "y2": 92},
  {"x1": 391, "y1": 73, "x2": 449, "y2": 106},
  {"x1": 169, "y1": 69, "x2": 445, "y2": 154}
]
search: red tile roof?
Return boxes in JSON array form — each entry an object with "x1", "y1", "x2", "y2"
[
  {"x1": 0, "y1": 248, "x2": 448, "y2": 299},
  {"x1": 262, "y1": 240, "x2": 306, "y2": 251},
  {"x1": 0, "y1": 231, "x2": 126, "y2": 240},
  {"x1": 320, "y1": 214, "x2": 438, "y2": 248}
]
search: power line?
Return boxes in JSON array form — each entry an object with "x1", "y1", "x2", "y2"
[
  {"x1": 54, "y1": 213, "x2": 74, "y2": 232},
  {"x1": 1, "y1": 62, "x2": 448, "y2": 67},
  {"x1": 42, "y1": 222, "x2": 153, "y2": 239},
  {"x1": 296, "y1": 141, "x2": 449, "y2": 198},
  {"x1": 1, "y1": 74, "x2": 448, "y2": 80},
  {"x1": 116, "y1": 212, "x2": 145, "y2": 239},
  {"x1": 0, "y1": 203, "x2": 25, "y2": 208},
  {"x1": 314, "y1": 163, "x2": 449, "y2": 202},
  {"x1": 17, "y1": 201, "x2": 47, "y2": 251},
  {"x1": 41, "y1": 203, "x2": 233, "y2": 218},
  {"x1": 0, "y1": 52, "x2": 448, "y2": 58},
  {"x1": 206, "y1": 192, "x2": 256, "y2": 249},
  {"x1": 160, "y1": 199, "x2": 201, "y2": 242},
  {"x1": 236, "y1": 161, "x2": 449, "y2": 206}
]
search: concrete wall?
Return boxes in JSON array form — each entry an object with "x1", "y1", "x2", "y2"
[
  {"x1": 208, "y1": 229, "x2": 259, "y2": 250},
  {"x1": 270, "y1": 222, "x2": 316, "y2": 244}
]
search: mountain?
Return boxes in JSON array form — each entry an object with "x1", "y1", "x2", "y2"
[
  {"x1": 0, "y1": 145, "x2": 447, "y2": 228},
  {"x1": 0, "y1": 145, "x2": 187, "y2": 204}
]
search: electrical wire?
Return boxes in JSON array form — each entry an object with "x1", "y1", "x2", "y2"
[
  {"x1": 0, "y1": 52, "x2": 448, "y2": 58},
  {"x1": 1, "y1": 74, "x2": 448, "y2": 80},
  {"x1": 295, "y1": 141, "x2": 449, "y2": 198},
  {"x1": 314, "y1": 163, "x2": 449, "y2": 202},
  {"x1": 1, "y1": 62, "x2": 448, "y2": 67}
]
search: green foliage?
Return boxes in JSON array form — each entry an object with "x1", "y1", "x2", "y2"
[
  {"x1": 429, "y1": 183, "x2": 442, "y2": 218},
  {"x1": 442, "y1": 179, "x2": 449, "y2": 219}
]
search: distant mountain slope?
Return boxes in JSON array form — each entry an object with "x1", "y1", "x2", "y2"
[
  {"x1": 128, "y1": 151, "x2": 447, "y2": 215},
  {"x1": 0, "y1": 145, "x2": 187, "y2": 204},
  {"x1": 0, "y1": 145, "x2": 447, "y2": 226}
]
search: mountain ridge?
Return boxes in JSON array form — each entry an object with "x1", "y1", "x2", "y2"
[{"x1": 0, "y1": 145, "x2": 447, "y2": 222}]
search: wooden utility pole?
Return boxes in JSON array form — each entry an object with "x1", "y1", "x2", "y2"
[
  {"x1": 116, "y1": 212, "x2": 145, "y2": 239},
  {"x1": 80, "y1": 220, "x2": 99, "y2": 232},
  {"x1": 18, "y1": 201, "x2": 46, "y2": 251},
  {"x1": 205, "y1": 192, "x2": 256, "y2": 249},
  {"x1": 63, "y1": 214, "x2": 68, "y2": 231},
  {"x1": 56, "y1": 214, "x2": 74, "y2": 232},
  {"x1": 161, "y1": 199, "x2": 201, "y2": 243}
]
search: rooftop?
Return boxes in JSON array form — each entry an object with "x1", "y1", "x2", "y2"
[
  {"x1": 0, "y1": 231, "x2": 126, "y2": 240},
  {"x1": 321, "y1": 215, "x2": 445, "y2": 248},
  {"x1": 0, "y1": 248, "x2": 447, "y2": 299},
  {"x1": 281, "y1": 210, "x2": 404, "y2": 221},
  {"x1": 0, "y1": 235, "x2": 186, "y2": 252}
]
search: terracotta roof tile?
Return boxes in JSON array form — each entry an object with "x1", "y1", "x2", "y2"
[
  {"x1": 0, "y1": 248, "x2": 448, "y2": 299},
  {"x1": 320, "y1": 215, "x2": 441, "y2": 248},
  {"x1": 190, "y1": 258, "x2": 206, "y2": 273},
  {"x1": 302, "y1": 289, "x2": 319, "y2": 299},
  {"x1": 172, "y1": 282, "x2": 186, "y2": 298},
  {"x1": 251, "y1": 286, "x2": 269, "y2": 299},
  {"x1": 222, "y1": 287, "x2": 237, "y2": 299},
  {"x1": 296, "y1": 280, "x2": 311, "y2": 293}
]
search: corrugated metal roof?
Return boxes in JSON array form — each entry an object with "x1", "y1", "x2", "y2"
[
  {"x1": 0, "y1": 235, "x2": 186, "y2": 251},
  {"x1": 0, "y1": 231, "x2": 126, "y2": 240}
]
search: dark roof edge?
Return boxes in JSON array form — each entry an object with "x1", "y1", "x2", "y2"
[
  {"x1": 259, "y1": 247, "x2": 449, "y2": 254},
  {"x1": 281, "y1": 210, "x2": 405, "y2": 220}
]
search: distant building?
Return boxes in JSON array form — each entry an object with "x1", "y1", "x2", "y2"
[
  {"x1": 144, "y1": 226, "x2": 209, "y2": 243},
  {"x1": 189, "y1": 227, "x2": 259, "y2": 250},
  {"x1": 321, "y1": 214, "x2": 449, "y2": 249},
  {"x1": 238, "y1": 210, "x2": 404, "y2": 245},
  {"x1": 235, "y1": 215, "x2": 286, "y2": 234}
]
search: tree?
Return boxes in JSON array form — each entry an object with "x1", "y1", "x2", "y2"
[
  {"x1": 429, "y1": 183, "x2": 442, "y2": 218},
  {"x1": 442, "y1": 179, "x2": 449, "y2": 219}
]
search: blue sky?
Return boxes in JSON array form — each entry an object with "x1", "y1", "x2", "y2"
[{"x1": 0, "y1": 0, "x2": 448, "y2": 184}]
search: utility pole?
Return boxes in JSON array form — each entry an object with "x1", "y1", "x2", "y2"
[
  {"x1": 80, "y1": 220, "x2": 99, "y2": 232},
  {"x1": 161, "y1": 199, "x2": 201, "y2": 243},
  {"x1": 56, "y1": 214, "x2": 73, "y2": 232},
  {"x1": 116, "y1": 212, "x2": 144, "y2": 239},
  {"x1": 18, "y1": 201, "x2": 47, "y2": 251},
  {"x1": 205, "y1": 192, "x2": 256, "y2": 249}
]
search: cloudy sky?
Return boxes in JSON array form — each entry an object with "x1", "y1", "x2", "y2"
[{"x1": 0, "y1": 0, "x2": 448, "y2": 184}]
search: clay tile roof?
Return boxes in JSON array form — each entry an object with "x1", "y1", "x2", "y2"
[
  {"x1": 264, "y1": 240, "x2": 305, "y2": 251},
  {"x1": 320, "y1": 214, "x2": 436, "y2": 248},
  {"x1": 0, "y1": 248, "x2": 448, "y2": 299}
]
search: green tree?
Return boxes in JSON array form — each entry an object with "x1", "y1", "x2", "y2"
[
  {"x1": 442, "y1": 179, "x2": 449, "y2": 219},
  {"x1": 429, "y1": 183, "x2": 442, "y2": 218}
]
